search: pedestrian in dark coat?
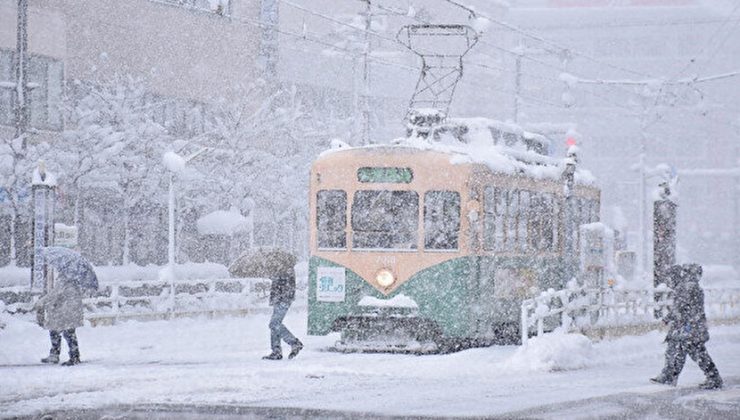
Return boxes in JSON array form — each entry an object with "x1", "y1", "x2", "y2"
[
  {"x1": 34, "y1": 279, "x2": 84, "y2": 366},
  {"x1": 262, "y1": 257, "x2": 303, "y2": 360},
  {"x1": 651, "y1": 263, "x2": 722, "y2": 389}
]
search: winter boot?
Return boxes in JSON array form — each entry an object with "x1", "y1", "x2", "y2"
[
  {"x1": 61, "y1": 347, "x2": 81, "y2": 366},
  {"x1": 262, "y1": 351, "x2": 282, "y2": 361},
  {"x1": 650, "y1": 375, "x2": 677, "y2": 386},
  {"x1": 62, "y1": 357, "x2": 80, "y2": 366},
  {"x1": 41, "y1": 354, "x2": 60, "y2": 364},
  {"x1": 698, "y1": 377, "x2": 723, "y2": 390},
  {"x1": 288, "y1": 342, "x2": 303, "y2": 360}
]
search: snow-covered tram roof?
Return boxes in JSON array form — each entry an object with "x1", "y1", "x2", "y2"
[{"x1": 319, "y1": 136, "x2": 596, "y2": 187}]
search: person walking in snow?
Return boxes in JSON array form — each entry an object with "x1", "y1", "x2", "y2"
[
  {"x1": 651, "y1": 263, "x2": 723, "y2": 389},
  {"x1": 262, "y1": 251, "x2": 303, "y2": 360},
  {"x1": 35, "y1": 279, "x2": 84, "y2": 366}
]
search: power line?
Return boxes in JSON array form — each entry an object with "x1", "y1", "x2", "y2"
[
  {"x1": 438, "y1": 0, "x2": 656, "y2": 79},
  {"x1": 670, "y1": 2, "x2": 740, "y2": 79},
  {"x1": 279, "y1": 0, "x2": 400, "y2": 47}
]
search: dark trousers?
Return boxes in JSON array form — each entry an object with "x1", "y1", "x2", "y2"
[
  {"x1": 269, "y1": 302, "x2": 300, "y2": 352},
  {"x1": 662, "y1": 339, "x2": 720, "y2": 381},
  {"x1": 50, "y1": 329, "x2": 80, "y2": 359}
]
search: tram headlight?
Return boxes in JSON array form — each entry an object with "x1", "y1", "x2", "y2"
[{"x1": 376, "y1": 269, "x2": 395, "y2": 288}]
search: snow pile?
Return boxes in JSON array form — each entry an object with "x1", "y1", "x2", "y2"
[
  {"x1": 504, "y1": 332, "x2": 596, "y2": 372},
  {"x1": 358, "y1": 293, "x2": 419, "y2": 309}
]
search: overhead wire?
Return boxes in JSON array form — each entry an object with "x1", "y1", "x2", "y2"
[
  {"x1": 239, "y1": 1, "x2": 732, "y2": 134},
  {"x1": 670, "y1": 2, "x2": 740, "y2": 79},
  {"x1": 438, "y1": 0, "x2": 656, "y2": 79}
]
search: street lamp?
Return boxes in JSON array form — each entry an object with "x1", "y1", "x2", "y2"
[{"x1": 161, "y1": 148, "x2": 209, "y2": 278}]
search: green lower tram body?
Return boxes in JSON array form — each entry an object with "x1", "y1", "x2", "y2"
[{"x1": 307, "y1": 255, "x2": 579, "y2": 346}]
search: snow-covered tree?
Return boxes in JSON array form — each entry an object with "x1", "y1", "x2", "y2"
[
  {"x1": 60, "y1": 76, "x2": 170, "y2": 264},
  {"x1": 0, "y1": 136, "x2": 48, "y2": 266},
  {"x1": 182, "y1": 81, "x2": 321, "y2": 253}
]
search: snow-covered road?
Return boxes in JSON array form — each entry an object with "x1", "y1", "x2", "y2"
[{"x1": 1, "y1": 311, "x2": 739, "y2": 418}]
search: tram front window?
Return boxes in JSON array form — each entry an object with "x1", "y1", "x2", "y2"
[
  {"x1": 352, "y1": 190, "x2": 419, "y2": 250},
  {"x1": 317, "y1": 190, "x2": 347, "y2": 249}
]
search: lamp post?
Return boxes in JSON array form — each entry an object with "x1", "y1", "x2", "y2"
[
  {"x1": 31, "y1": 161, "x2": 56, "y2": 291},
  {"x1": 162, "y1": 148, "x2": 209, "y2": 275}
]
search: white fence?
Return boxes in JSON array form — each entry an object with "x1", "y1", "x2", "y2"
[
  {"x1": 1, "y1": 277, "x2": 281, "y2": 326},
  {"x1": 520, "y1": 283, "x2": 740, "y2": 344},
  {"x1": 83, "y1": 278, "x2": 274, "y2": 325}
]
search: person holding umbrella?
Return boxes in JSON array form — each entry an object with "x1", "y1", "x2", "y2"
[
  {"x1": 34, "y1": 247, "x2": 98, "y2": 366},
  {"x1": 229, "y1": 248, "x2": 303, "y2": 360}
]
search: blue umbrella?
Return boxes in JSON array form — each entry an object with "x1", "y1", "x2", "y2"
[{"x1": 40, "y1": 246, "x2": 99, "y2": 291}]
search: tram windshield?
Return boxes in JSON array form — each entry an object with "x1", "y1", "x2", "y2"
[{"x1": 351, "y1": 190, "x2": 419, "y2": 250}]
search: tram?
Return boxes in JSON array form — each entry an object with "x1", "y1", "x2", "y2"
[{"x1": 306, "y1": 118, "x2": 600, "y2": 351}]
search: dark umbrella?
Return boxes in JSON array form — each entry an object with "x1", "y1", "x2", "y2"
[
  {"x1": 229, "y1": 247, "x2": 296, "y2": 279},
  {"x1": 40, "y1": 246, "x2": 99, "y2": 291}
]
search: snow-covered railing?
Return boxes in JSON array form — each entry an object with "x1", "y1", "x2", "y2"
[
  {"x1": 82, "y1": 277, "x2": 272, "y2": 324},
  {"x1": 1, "y1": 277, "x2": 283, "y2": 325},
  {"x1": 520, "y1": 283, "x2": 740, "y2": 344}
]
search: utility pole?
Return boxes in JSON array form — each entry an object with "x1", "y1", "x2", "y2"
[
  {"x1": 736, "y1": 132, "x2": 740, "y2": 272},
  {"x1": 562, "y1": 72, "x2": 740, "y2": 286},
  {"x1": 359, "y1": 0, "x2": 371, "y2": 145},
  {"x1": 511, "y1": 46, "x2": 550, "y2": 124},
  {"x1": 514, "y1": 54, "x2": 521, "y2": 123},
  {"x1": 638, "y1": 126, "x2": 648, "y2": 284},
  {"x1": 15, "y1": 0, "x2": 29, "y2": 148}
]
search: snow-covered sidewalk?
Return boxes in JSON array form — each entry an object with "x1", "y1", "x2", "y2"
[{"x1": 1, "y1": 311, "x2": 739, "y2": 418}]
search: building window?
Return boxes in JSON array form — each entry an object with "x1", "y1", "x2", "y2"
[
  {"x1": 0, "y1": 50, "x2": 13, "y2": 126},
  {"x1": 0, "y1": 49, "x2": 63, "y2": 131}
]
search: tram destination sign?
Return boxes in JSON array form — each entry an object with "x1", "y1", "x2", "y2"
[{"x1": 357, "y1": 167, "x2": 413, "y2": 183}]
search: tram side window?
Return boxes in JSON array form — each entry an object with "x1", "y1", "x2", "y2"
[
  {"x1": 588, "y1": 199, "x2": 600, "y2": 223},
  {"x1": 528, "y1": 193, "x2": 542, "y2": 251},
  {"x1": 483, "y1": 187, "x2": 496, "y2": 251},
  {"x1": 483, "y1": 187, "x2": 505, "y2": 251},
  {"x1": 518, "y1": 191, "x2": 530, "y2": 252},
  {"x1": 494, "y1": 189, "x2": 507, "y2": 251},
  {"x1": 506, "y1": 190, "x2": 519, "y2": 252},
  {"x1": 317, "y1": 190, "x2": 347, "y2": 249},
  {"x1": 564, "y1": 197, "x2": 580, "y2": 254},
  {"x1": 352, "y1": 190, "x2": 419, "y2": 250},
  {"x1": 424, "y1": 191, "x2": 461, "y2": 250},
  {"x1": 540, "y1": 193, "x2": 555, "y2": 251},
  {"x1": 552, "y1": 199, "x2": 560, "y2": 252}
]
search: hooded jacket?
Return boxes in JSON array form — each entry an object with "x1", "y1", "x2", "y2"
[{"x1": 665, "y1": 264, "x2": 709, "y2": 343}]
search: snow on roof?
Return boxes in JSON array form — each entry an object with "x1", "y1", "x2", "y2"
[
  {"x1": 320, "y1": 134, "x2": 596, "y2": 186},
  {"x1": 196, "y1": 209, "x2": 250, "y2": 236},
  {"x1": 449, "y1": 117, "x2": 552, "y2": 149}
]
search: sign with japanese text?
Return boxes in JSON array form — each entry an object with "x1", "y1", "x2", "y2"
[{"x1": 316, "y1": 266, "x2": 346, "y2": 302}]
